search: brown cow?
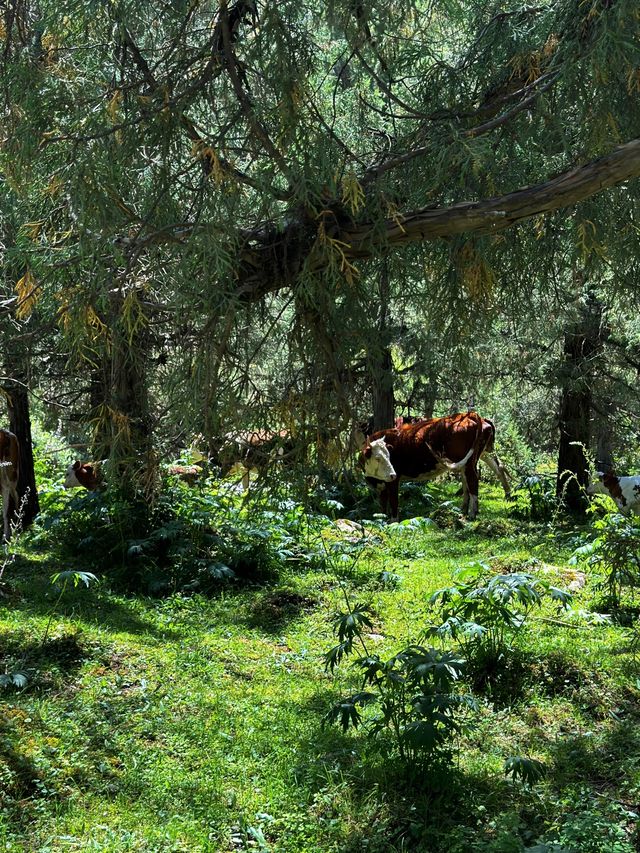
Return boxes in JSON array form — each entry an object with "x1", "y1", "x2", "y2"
[
  {"x1": 64, "y1": 460, "x2": 203, "y2": 490},
  {"x1": 0, "y1": 430, "x2": 20, "y2": 540},
  {"x1": 360, "y1": 412, "x2": 510, "y2": 521},
  {"x1": 64, "y1": 460, "x2": 102, "y2": 491}
]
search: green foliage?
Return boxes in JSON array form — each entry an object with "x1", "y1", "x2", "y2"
[
  {"x1": 0, "y1": 671, "x2": 28, "y2": 690},
  {"x1": 37, "y1": 477, "x2": 327, "y2": 593},
  {"x1": 505, "y1": 755, "x2": 547, "y2": 786},
  {"x1": 571, "y1": 511, "x2": 640, "y2": 609},
  {"x1": 509, "y1": 475, "x2": 560, "y2": 522},
  {"x1": 427, "y1": 562, "x2": 572, "y2": 666},
  {"x1": 539, "y1": 788, "x2": 637, "y2": 853},
  {"x1": 324, "y1": 601, "x2": 475, "y2": 767}
]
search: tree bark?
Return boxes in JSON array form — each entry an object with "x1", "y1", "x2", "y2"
[
  {"x1": 370, "y1": 262, "x2": 395, "y2": 431},
  {"x1": 556, "y1": 290, "x2": 604, "y2": 513},
  {"x1": 3, "y1": 369, "x2": 40, "y2": 529},
  {"x1": 346, "y1": 139, "x2": 640, "y2": 255},
  {"x1": 107, "y1": 288, "x2": 154, "y2": 494}
]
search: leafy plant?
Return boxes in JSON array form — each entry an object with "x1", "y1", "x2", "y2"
[
  {"x1": 324, "y1": 602, "x2": 475, "y2": 766},
  {"x1": 571, "y1": 511, "x2": 640, "y2": 610},
  {"x1": 539, "y1": 788, "x2": 637, "y2": 853},
  {"x1": 42, "y1": 570, "x2": 98, "y2": 645},
  {"x1": 426, "y1": 562, "x2": 572, "y2": 666},
  {"x1": 505, "y1": 755, "x2": 547, "y2": 786},
  {"x1": 509, "y1": 474, "x2": 559, "y2": 521}
]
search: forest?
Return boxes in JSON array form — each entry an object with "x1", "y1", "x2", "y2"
[{"x1": 2, "y1": 0, "x2": 640, "y2": 849}]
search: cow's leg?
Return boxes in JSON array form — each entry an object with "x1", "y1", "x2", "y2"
[
  {"x1": 460, "y1": 472, "x2": 470, "y2": 515},
  {"x1": 483, "y1": 453, "x2": 511, "y2": 497},
  {"x1": 383, "y1": 479, "x2": 400, "y2": 521},
  {"x1": 1, "y1": 483, "x2": 10, "y2": 541},
  {"x1": 463, "y1": 462, "x2": 479, "y2": 519},
  {"x1": 241, "y1": 467, "x2": 250, "y2": 491}
]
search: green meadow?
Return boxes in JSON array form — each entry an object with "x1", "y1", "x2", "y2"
[{"x1": 2, "y1": 481, "x2": 639, "y2": 852}]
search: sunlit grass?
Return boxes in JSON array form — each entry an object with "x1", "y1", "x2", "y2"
[{"x1": 1, "y1": 483, "x2": 639, "y2": 851}]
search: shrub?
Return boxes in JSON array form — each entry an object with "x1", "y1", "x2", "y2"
[
  {"x1": 426, "y1": 562, "x2": 572, "y2": 674},
  {"x1": 509, "y1": 474, "x2": 559, "y2": 522},
  {"x1": 38, "y1": 476, "x2": 326, "y2": 593},
  {"x1": 324, "y1": 603, "x2": 476, "y2": 767},
  {"x1": 571, "y1": 511, "x2": 640, "y2": 610}
]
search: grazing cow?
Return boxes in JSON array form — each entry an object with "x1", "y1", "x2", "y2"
[
  {"x1": 64, "y1": 460, "x2": 102, "y2": 491},
  {"x1": 0, "y1": 429, "x2": 20, "y2": 541},
  {"x1": 64, "y1": 460, "x2": 203, "y2": 490},
  {"x1": 218, "y1": 429, "x2": 293, "y2": 490},
  {"x1": 587, "y1": 472, "x2": 640, "y2": 515},
  {"x1": 359, "y1": 411, "x2": 510, "y2": 521}
]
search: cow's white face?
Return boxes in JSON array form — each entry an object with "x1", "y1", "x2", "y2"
[
  {"x1": 363, "y1": 438, "x2": 396, "y2": 482},
  {"x1": 63, "y1": 464, "x2": 82, "y2": 489}
]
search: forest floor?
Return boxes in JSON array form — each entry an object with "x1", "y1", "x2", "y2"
[{"x1": 1, "y1": 482, "x2": 639, "y2": 852}]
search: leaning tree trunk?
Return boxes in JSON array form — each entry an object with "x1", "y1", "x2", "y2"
[
  {"x1": 556, "y1": 289, "x2": 604, "y2": 514},
  {"x1": 3, "y1": 361, "x2": 40, "y2": 529}
]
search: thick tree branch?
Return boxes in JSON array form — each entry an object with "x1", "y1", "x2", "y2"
[
  {"x1": 346, "y1": 138, "x2": 640, "y2": 257},
  {"x1": 115, "y1": 137, "x2": 640, "y2": 303}
]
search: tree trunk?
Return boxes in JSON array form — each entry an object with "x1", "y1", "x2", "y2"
[
  {"x1": 372, "y1": 345, "x2": 395, "y2": 431},
  {"x1": 556, "y1": 289, "x2": 603, "y2": 514},
  {"x1": 594, "y1": 398, "x2": 616, "y2": 473},
  {"x1": 3, "y1": 368, "x2": 39, "y2": 530},
  {"x1": 370, "y1": 261, "x2": 395, "y2": 431},
  {"x1": 108, "y1": 288, "x2": 154, "y2": 495}
]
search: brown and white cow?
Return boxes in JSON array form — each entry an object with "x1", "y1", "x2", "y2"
[
  {"x1": 0, "y1": 430, "x2": 20, "y2": 541},
  {"x1": 64, "y1": 460, "x2": 203, "y2": 490},
  {"x1": 64, "y1": 460, "x2": 102, "y2": 491},
  {"x1": 587, "y1": 472, "x2": 640, "y2": 515},
  {"x1": 359, "y1": 412, "x2": 510, "y2": 521}
]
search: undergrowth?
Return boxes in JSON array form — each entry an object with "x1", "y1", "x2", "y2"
[{"x1": 1, "y1": 470, "x2": 639, "y2": 851}]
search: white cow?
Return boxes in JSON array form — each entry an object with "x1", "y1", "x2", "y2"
[{"x1": 587, "y1": 472, "x2": 640, "y2": 515}]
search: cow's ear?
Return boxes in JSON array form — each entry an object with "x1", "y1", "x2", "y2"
[{"x1": 73, "y1": 460, "x2": 81, "y2": 471}]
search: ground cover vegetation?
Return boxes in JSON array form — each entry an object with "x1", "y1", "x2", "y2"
[
  {"x1": 2, "y1": 0, "x2": 640, "y2": 849},
  {"x1": 1, "y1": 450, "x2": 640, "y2": 851}
]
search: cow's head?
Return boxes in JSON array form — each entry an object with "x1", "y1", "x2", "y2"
[
  {"x1": 360, "y1": 437, "x2": 396, "y2": 482},
  {"x1": 64, "y1": 460, "x2": 101, "y2": 490}
]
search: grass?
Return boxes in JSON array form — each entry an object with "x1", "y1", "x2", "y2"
[{"x1": 1, "y1": 482, "x2": 639, "y2": 851}]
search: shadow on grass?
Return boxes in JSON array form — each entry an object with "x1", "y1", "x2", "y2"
[
  {"x1": 291, "y1": 692, "x2": 543, "y2": 852},
  {"x1": 0, "y1": 631, "x2": 88, "y2": 686},
  {"x1": 550, "y1": 715, "x2": 640, "y2": 789},
  {"x1": 4, "y1": 560, "x2": 181, "y2": 641},
  {"x1": 0, "y1": 713, "x2": 44, "y2": 808},
  {"x1": 455, "y1": 647, "x2": 610, "y2": 710},
  {"x1": 242, "y1": 587, "x2": 319, "y2": 634}
]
